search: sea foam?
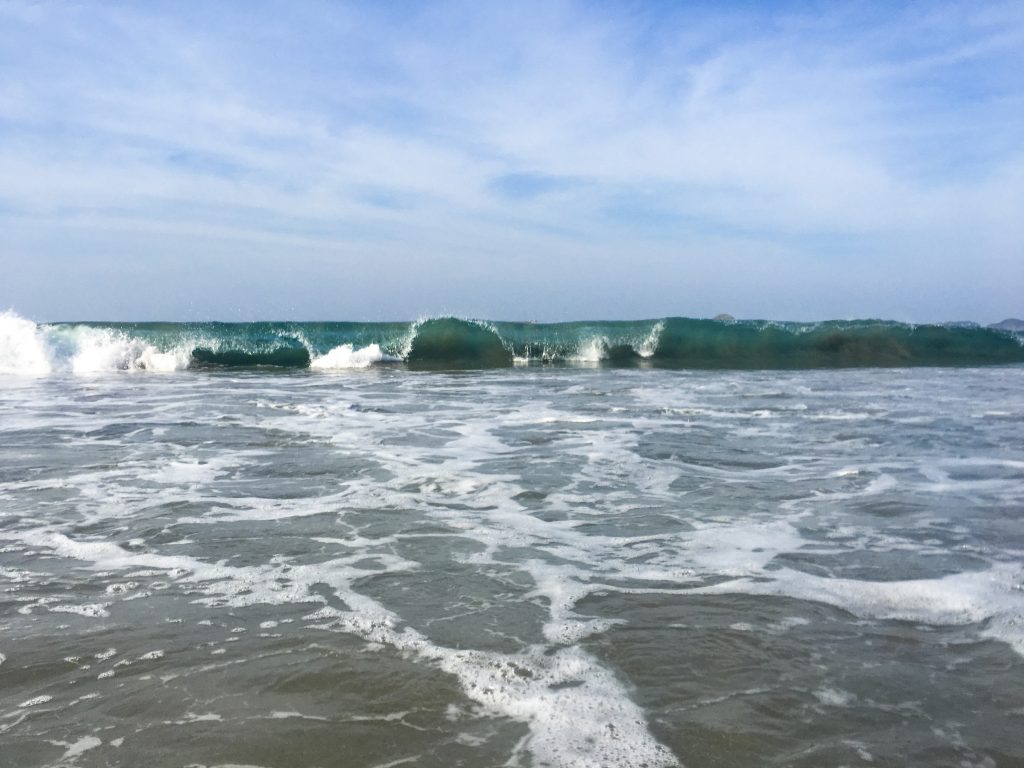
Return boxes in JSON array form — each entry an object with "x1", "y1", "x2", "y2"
[
  {"x1": 691, "y1": 564, "x2": 1024, "y2": 655},
  {"x1": 61, "y1": 327, "x2": 190, "y2": 373},
  {"x1": 310, "y1": 343, "x2": 399, "y2": 370},
  {"x1": 0, "y1": 312, "x2": 190, "y2": 375},
  {"x1": 0, "y1": 311, "x2": 52, "y2": 375}
]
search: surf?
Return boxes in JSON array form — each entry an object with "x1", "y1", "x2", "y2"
[{"x1": 1, "y1": 312, "x2": 1022, "y2": 374}]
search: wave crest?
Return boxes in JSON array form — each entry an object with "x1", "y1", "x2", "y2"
[
  {"x1": 0, "y1": 311, "x2": 52, "y2": 375},
  {"x1": 311, "y1": 343, "x2": 400, "y2": 370},
  {"x1": 2, "y1": 313, "x2": 1022, "y2": 374}
]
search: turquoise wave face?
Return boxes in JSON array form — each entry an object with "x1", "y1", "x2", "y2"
[
  {"x1": 407, "y1": 318, "x2": 512, "y2": 369},
  {"x1": 5, "y1": 316, "x2": 1024, "y2": 373},
  {"x1": 651, "y1": 319, "x2": 1024, "y2": 368}
]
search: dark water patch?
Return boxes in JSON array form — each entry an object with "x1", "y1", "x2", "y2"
[
  {"x1": 605, "y1": 343, "x2": 643, "y2": 364},
  {"x1": 168, "y1": 522, "x2": 348, "y2": 567},
  {"x1": 354, "y1": 563, "x2": 546, "y2": 652},
  {"x1": 770, "y1": 549, "x2": 992, "y2": 582},
  {"x1": 652, "y1": 318, "x2": 1024, "y2": 368},
  {"x1": 850, "y1": 498, "x2": 931, "y2": 518},
  {"x1": 80, "y1": 421, "x2": 155, "y2": 440},
  {"x1": 215, "y1": 450, "x2": 382, "y2": 500},
  {"x1": 1, "y1": 602, "x2": 526, "y2": 768},
  {"x1": 327, "y1": 510, "x2": 457, "y2": 541},
  {"x1": 574, "y1": 509, "x2": 694, "y2": 538},
  {"x1": 634, "y1": 430, "x2": 787, "y2": 471},
  {"x1": 407, "y1": 318, "x2": 512, "y2": 369},
  {"x1": 580, "y1": 591, "x2": 1024, "y2": 768},
  {"x1": 190, "y1": 345, "x2": 311, "y2": 369}
]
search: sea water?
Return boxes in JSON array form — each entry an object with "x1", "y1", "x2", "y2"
[{"x1": 1, "y1": 314, "x2": 1023, "y2": 767}]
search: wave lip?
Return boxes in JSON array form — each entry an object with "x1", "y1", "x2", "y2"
[
  {"x1": 3, "y1": 313, "x2": 1024, "y2": 375},
  {"x1": 59, "y1": 326, "x2": 191, "y2": 373}
]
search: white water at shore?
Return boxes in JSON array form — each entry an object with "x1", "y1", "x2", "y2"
[{"x1": 1, "y1": 365, "x2": 1023, "y2": 767}]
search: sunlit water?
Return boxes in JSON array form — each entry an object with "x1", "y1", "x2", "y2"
[{"x1": 1, "y1": 366, "x2": 1023, "y2": 767}]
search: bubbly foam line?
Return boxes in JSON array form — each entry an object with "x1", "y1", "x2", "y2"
[
  {"x1": 315, "y1": 600, "x2": 679, "y2": 768},
  {"x1": 689, "y1": 564, "x2": 1024, "y2": 655},
  {"x1": 341, "y1": 388, "x2": 1024, "y2": 666},
  {"x1": 310, "y1": 343, "x2": 400, "y2": 370}
]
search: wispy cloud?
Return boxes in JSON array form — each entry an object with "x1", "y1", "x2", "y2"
[{"x1": 0, "y1": 0, "x2": 1021, "y2": 320}]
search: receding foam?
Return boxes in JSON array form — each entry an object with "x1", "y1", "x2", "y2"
[{"x1": 691, "y1": 564, "x2": 1024, "y2": 655}]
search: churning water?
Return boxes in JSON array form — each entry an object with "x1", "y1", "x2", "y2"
[{"x1": 1, "y1": 334, "x2": 1023, "y2": 766}]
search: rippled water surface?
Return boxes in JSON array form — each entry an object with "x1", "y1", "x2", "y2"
[{"x1": 1, "y1": 367, "x2": 1023, "y2": 767}]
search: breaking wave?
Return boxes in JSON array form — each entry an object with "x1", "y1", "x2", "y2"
[{"x1": 2, "y1": 311, "x2": 1022, "y2": 374}]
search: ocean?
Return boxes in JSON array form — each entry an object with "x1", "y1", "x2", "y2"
[{"x1": 1, "y1": 312, "x2": 1023, "y2": 767}]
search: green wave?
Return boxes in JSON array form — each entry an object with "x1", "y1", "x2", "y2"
[
  {"x1": 406, "y1": 318, "x2": 512, "y2": 369},
  {"x1": 27, "y1": 317, "x2": 1024, "y2": 371},
  {"x1": 650, "y1": 319, "x2": 1024, "y2": 368},
  {"x1": 190, "y1": 346, "x2": 311, "y2": 369}
]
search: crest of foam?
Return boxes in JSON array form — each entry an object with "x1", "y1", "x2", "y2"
[
  {"x1": 0, "y1": 311, "x2": 52, "y2": 375},
  {"x1": 60, "y1": 326, "x2": 190, "y2": 373},
  {"x1": 397, "y1": 319, "x2": 423, "y2": 358},
  {"x1": 311, "y1": 343, "x2": 399, "y2": 370},
  {"x1": 637, "y1": 320, "x2": 665, "y2": 358},
  {"x1": 0, "y1": 316, "x2": 191, "y2": 375},
  {"x1": 571, "y1": 337, "x2": 607, "y2": 363}
]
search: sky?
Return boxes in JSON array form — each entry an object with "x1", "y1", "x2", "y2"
[{"x1": 0, "y1": 1, "x2": 1021, "y2": 322}]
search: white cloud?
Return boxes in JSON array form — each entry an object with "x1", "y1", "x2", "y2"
[{"x1": 0, "y1": 0, "x2": 1021, "y2": 320}]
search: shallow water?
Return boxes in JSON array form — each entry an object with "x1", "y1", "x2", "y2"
[{"x1": 1, "y1": 366, "x2": 1023, "y2": 767}]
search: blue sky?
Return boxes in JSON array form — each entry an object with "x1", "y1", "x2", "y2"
[{"x1": 0, "y1": 1, "x2": 1021, "y2": 321}]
